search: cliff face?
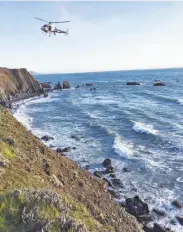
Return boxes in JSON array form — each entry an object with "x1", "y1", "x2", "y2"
[
  {"x1": 0, "y1": 107, "x2": 143, "y2": 232},
  {"x1": 0, "y1": 67, "x2": 42, "y2": 102}
]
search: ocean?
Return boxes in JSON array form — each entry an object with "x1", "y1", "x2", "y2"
[{"x1": 14, "y1": 68, "x2": 183, "y2": 231}]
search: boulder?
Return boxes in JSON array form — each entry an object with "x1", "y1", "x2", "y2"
[
  {"x1": 105, "y1": 165, "x2": 114, "y2": 174},
  {"x1": 54, "y1": 81, "x2": 62, "y2": 90},
  {"x1": 110, "y1": 173, "x2": 116, "y2": 178},
  {"x1": 71, "y1": 135, "x2": 80, "y2": 141},
  {"x1": 125, "y1": 196, "x2": 149, "y2": 217},
  {"x1": 103, "y1": 158, "x2": 111, "y2": 168},
  {"x1": 126, "y1": 82, "x2": 140, "y2": 86},
  {"x1": 176, "y1": 216, "x2": 183, "y2": 226},
  {"x1": 152, "y1": 209, "x2": 166, "y2": 217},
  {"x1": 153, "y1": 82, "x2": 165, "y2": 86},
  {"x1": 63, "y1": 81, "x2": 71, "y2": 89},
  {"x1": 56, "y1": 147, "x2": 71, "y2": 153},
  {"x1": 86, "y1": 83, "x2": 93, "y2": 86},
  {"x1": 94, "y1": 171, "x2": 102, "y2": 178},
  {"x1": 111, "y1": 178, "x2": 124, "y2": 188},
  {"x1": 172, "y1": 200, "x2": 182, "y2": 208},
  {"x1": 41, "y1": 82, "x2": 52, "y2": 89},
  {"x1": 123, "y1": 167, "x2": 130, "y2": 172},
  {"x1": 41, "y1": 135, "x2": 54, "y2": 141},
  {"x1": 152, "y1": 223, "x2": 167, "y2": 232},
  {"x1": 107, "y1": 189, "x2": 121, "y2": 199},
  {"x1": 44, "y1": 92, "x2": 48, "y2": 98}
]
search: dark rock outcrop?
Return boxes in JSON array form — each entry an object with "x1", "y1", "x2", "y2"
[
  {"x1": 126, "y1": 82, "x2": 140, "y2": 86},
  {"x1": 152, "y1": 209, "x2": 166, "y2": 217},
  {"x1": 41, "y1": 82, "x2": 52, "y2": 89},
  {"x1": 41, "y1": 135, "x2": 54, "y2": 141},
  {"x1": 63, "y1": 81, "x2": 71, "y2": 89},
  {"x1": 56, "y1": 147, "x2": 71, "y2": 153},
  {"x1": 153, "y1": 82, "x2": 165, "y2": 86},
  {"x1": 176, "y1": 216, "x2": 183, "y2": 226},
  {"x1": 172, "y1": 200, "x2": 182, "y2": 208},
  {"x1": 0, "y1": 67, "x2": 42, "y2": 103},
  {"x1": 54, "y1": 81, "x2": 62, "y2": 90},
  {"x1": 152, "y1": 223, "x2": 167, "y2": 232},
  {"x1": 86, "y1": 83, "x2": 93, "y2": 86},
  {"x1": 103, "y1": 158, "x2": 111, "y2": 168},
  {"x1": 125, "y1": 196, "x2": 149, "y2": 218}
]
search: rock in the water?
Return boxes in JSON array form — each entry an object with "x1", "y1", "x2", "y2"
[
  {"x1": 123, "y1": 167, "x2": 130, "y2": 172},
  {"x1": 152, "y1": 223, "x2": 167, "y2": 232},
  {"x1": 41, "y1": 135, "x2": 54, "y2": 141},
  {"x1": 111, "y1": 178, "x2": 124, "y2": 188},
  {"x1": 105, "y1": 165, "x2": 114, "y2": 174},
  {"x1": 63, "y1": 81, "x2": 71, "y2": 89},
  {"x1": 125, "y1": 196, "x2": 149, "y2": 217},
  {"x1": 86, "y1": 83, "x2": 93, "y2": 86},
  {"x1": 71, "y1": 135, "x2": 80, "y2": 141},
  {"x1": 54, "y1": 81, "x2": 62, "y2": 90},
  {"x1": 103, "y1": 158, "x2": 111, "y2": 168},
  {"x1": 153, "y1": 82, "x2": 165, "y2": 86},
  {"x1": 44, "y1": 92, "x2": 48, "y2": 98},
  {"x1": 172, "y1": 200, "x2": 183, "y2": 208},
  {"x1": 56, "y1": 147, "x2": 71, "y2": 153},
  {"x1": 109, "y1": 173, "x2": 116, "y2": 178},
  {"x1": 41, "y1": 82, "x2": 52, "y2": 89},
  {"x1": 152, "y1": 209, "x2": 166, "y2": 217},
  {"x1": 176, "y1": 216, "x2": 183, "y2": 226},
  {"x1": 94, "y1": 171, "x2": 102, "y2": 178},
  {"x1": 107, "y1": 189, "x2": 121, "y2": 199},
  {"x1": 126, "y1": 82, "x2": 140, "y2": 86}
]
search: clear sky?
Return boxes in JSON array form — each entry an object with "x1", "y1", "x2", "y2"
[{"x1": 1, "y1": 1, "x2": 183, "y2": 73}]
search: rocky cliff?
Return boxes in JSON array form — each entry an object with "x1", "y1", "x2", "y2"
[{"x1": 0, "y1": 67, "x2": 42, "y2": 103}]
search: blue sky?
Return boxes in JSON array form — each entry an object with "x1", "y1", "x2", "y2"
[{"x1": 1, "y1": 1, "x2": 183, "y2": 73}]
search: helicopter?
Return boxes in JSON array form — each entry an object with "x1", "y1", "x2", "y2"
[{"x1": 35, "y1": 17, "x2": 70, "y2": 36}]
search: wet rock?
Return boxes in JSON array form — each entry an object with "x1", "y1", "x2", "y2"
[
  {"x1": 143, "y1": 225, "x2": 153, "y2": 232},
  {"x1": 105, "y1": 165, "x2": 114, "y2": 174},
  {"x1": 75, "y1": 85, "x2": 80, "y2": 89},
  {"x1": 125, "y1": 196, "x2": 149, "y2": 217},
  {"x1": 107, "y1": 189, "x2": 121, "y2": 199},
  {"x1": 153, "y1": 82, "x2": 165, "y2": 86},
  {"x1": 109, "y1": 173, "x2": 116, "y2": 178},
  {"x1": 56, "y1": 147, "x2": 71, "y2": 153},
  {"x1": 176, "y1": 216, "x2": 183, "y2": 226},
  {"x1": 85, "y1": 165, "x2": 90, "y2": 170},
  {"x1": 72, "y1": 147, "x2": 77, "y2": 150},
  {"x1": 123, "y1": 167, "x2": 130, "y2": 172},
  {"x1": 41, "y1": 135, "x2": 54, "y2": 141},
  {"x1": 126, "y1": 82, "x2": 140, "y2": 86},
  {"x1": 94, "y1": 171, "x2": 102, "y2": 178},
  {"x1": 71, "y1": 135, "x2": 80, "y2": 141},
  {"x1": 152, "y1": 223, "x2": 167, "y2": 232},
  {"x1": 49, "y1": 145, "x2": 55, "y2": 148},
  {"x1": 54, "y1": 81, "x2": 62, "y2": 90},
  {"x1": 44, "y1": 92, "x2": 48, "y2": 97},
  {"x1": 103, "y1": 158, "x2": 111, "y2": 168},
  {"x1": 152, "y1": 209, "x2": 166, "y2": 217},
  {"x1": 111, "y1": 178, "x2": 124, "y2": 188},
  {"x1": 63, "y1": 81, "x2": 71, "y2": 89},
  {"x1": 172, "y1": 200, "x2": 182, "y2": 208},
  {"x1": 86, "y1": 83, "x2": 93, "y2": 86},
  {"x1": 41, "y1": 82, "x2": 52, "y2": 88}
]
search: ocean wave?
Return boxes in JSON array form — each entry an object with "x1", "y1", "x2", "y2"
[
  {"x1": 177, "y1": 99, "x2": 183, "y2": 105},
  {"x1": 132, "y1": 122, "x2": 158, "y2": 135},
  {"x1": 113, "y1": 134, "x2": 134, "y2": 158}
]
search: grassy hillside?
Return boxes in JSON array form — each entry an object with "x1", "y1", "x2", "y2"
[{"x1": 0, "y1": 107, "x2": 143, "y2": 232}]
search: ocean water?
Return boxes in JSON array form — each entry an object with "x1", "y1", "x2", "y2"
[{"x1": 14, "y1": 68, "x2": 183, "y2": 231}]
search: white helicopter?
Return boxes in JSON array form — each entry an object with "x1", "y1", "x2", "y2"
[{"x1": 35, "y1": 17, "x2": 70, "y2": 36}]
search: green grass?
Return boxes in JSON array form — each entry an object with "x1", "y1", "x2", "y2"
[{"x1": 0, "y1": 142, "x2": 16, "y2": 160}]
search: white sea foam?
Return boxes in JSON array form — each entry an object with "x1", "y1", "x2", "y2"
[
  {"x1": 133, "y1": 122, "x2": 158, "y2": 135},
  {"x1": 113, "y1": 134, "x2": 134, "y2": 158},
  {"x1": 177, "y1": 99, "x2": 183, "y2": 105}
]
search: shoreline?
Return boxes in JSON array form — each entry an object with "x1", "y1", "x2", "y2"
[{"x1": 11, "y1": 90, "x2": 178, "y2": 232}]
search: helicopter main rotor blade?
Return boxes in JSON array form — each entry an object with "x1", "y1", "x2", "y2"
[
  {"x1": 50, "y1": 21, "x2": 70, "y2": 24},
  {"x1": 35, "y1": 17, "x2": 49, "y2": 23}
]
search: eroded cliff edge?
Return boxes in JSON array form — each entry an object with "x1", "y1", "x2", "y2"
[{"x1": 0, "y1": 67, "x2": 42, "y2": 103}]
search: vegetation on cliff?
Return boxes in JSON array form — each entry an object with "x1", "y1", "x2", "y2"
[{"x1": 0, "y1": 106, "x2": 143, "y2": 232}]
